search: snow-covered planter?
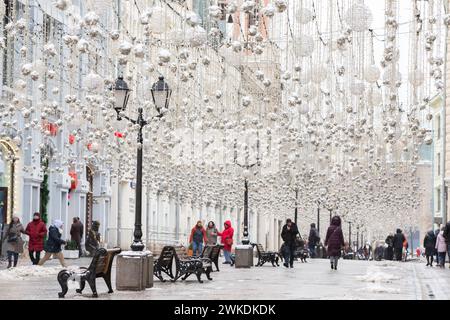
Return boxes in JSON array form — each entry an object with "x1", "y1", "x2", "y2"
[{"x1": 62, "y1": 249, "x2": 79, "y2": 259}]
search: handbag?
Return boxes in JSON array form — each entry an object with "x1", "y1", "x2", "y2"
[{"x1": 7, "y1": 234, "x2": 18, "y2": 243}]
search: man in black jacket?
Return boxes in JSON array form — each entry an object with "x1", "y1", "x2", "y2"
[
  {"x1": 281, "y1": 219, "x2": 299, "y2": 268},
  {"x1": 444, "y1": 221, "x2": 450, "y2": 268},
  {"x1": 385, "y1": 234, "x2": 394, "y2": 260},
  {"x1": 308, "y1": 223, "x2": 320, "y2": 258},
  {"x1": 392, "y1": 229, "x2": 405, "y2": 261}
]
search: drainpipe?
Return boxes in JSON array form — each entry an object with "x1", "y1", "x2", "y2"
[{"x1": 443, "y1": 1, "x2": 448, "y2": 227}]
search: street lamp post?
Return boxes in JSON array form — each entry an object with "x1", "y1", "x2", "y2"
[
  {"x1": 113, "y1": 76, "x2": 171, "y2": 251},
  {"x1": 316, "y1": 200, "x2": 320, "y2": 233},
  {"x1": 294, "y1": 188, "x2": 299, "y2": 225},
  {"x1": 348, "y1": 221, "x2": 352, "y2": 246}
]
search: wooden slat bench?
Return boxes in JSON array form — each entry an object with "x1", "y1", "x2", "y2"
[{"x1": 57, "y1": 247, "x2": 121, "y2": 298}]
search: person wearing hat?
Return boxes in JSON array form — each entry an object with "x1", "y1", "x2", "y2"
[
  {"x1": 38, "y1": 219, "x2": 67, "y2": 267},
  {"x1": 25, "y1": 212, "x2": 47, "y2": 265},
  {"x1": 3, "y1": 216, "x2": 26, "y2": 268}
]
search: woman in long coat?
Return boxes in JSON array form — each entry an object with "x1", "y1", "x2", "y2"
[
  {"x1": 423, "y1": 230, "x2": 436, "y2": 266},
  {"x1": 324, "y1": 216, "x2": 345, "y2": 270},
  {"x1": 3, "y1": 216, "x2": 26, "y2": 268}
]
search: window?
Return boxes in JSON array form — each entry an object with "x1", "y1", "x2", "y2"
[
  {"x1": 437, "y1": 188, "x2": 441, "y2": 212},
  {"x1": 437, "y1": 115, "x2": 441, "y2": 140},
  {"x1": 438, "y1": 153, "x2": 441, "y2": 176}
]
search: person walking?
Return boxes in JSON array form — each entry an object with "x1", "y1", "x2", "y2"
[
  {"x1": 444, "y1": 221, "x2": 450, "y2": 268},
  {"x1": 385, "y1": 233, "x2": 394, "y2": 260},
  {"x1": 189, "y1": 220, "x2": 207, "y2": 257},
  {"x1": 436, "y1": 227, "x2": 447, "y2": 268},
  {"x1": 423, "y1": 230, "x2": 436, "y2": 267},
  {"x1": 324, "y1": 215, "x2": 345, "y2": 270},
  {"x1": 205, "y1": 221, "x2": 218, "y2": 245},
  {"x1": 281, "y1": 218, "x2": 299, "y2": 268},
  {"x1": 217, "y1": 220, "x2": 234, "y2": 264},
  {"x1": 3, "y1": 216, "x2": 26, "y2": 268},
  {"x1": 25, "y1": 212, "x2": 47, "y2": 265},
  {"x1": 308, "y1": 223, "x2": 320, "y2": 258},
  {"x1": 38, "y1": 219, "x2": 67, "y2": 267},
  {"x1": 70, "y1": 217, "x2": 83, "y2": 258},
  {"x1": 393, "y1": 229, "x2": 406, "y2": 261},
  {"x1": 85, "y1": 221, "x2": 101, "y2": 256}
]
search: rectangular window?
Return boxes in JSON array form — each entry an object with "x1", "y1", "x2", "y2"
[
  {"x1": 437, "y1": 188, "x2": 441, "y2": 212},
  {"x1": 438, "y1": 153, "x2": 441, "y2": 176},
  {"x1": 437, "y1": 115, "x2": 441, "y2": 140}
]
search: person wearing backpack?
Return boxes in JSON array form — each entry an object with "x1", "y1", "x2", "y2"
[{"x1": 3, "y1": 216, "x2": 26, "y2": 268}]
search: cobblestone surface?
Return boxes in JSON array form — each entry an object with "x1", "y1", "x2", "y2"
[{"x1": 0, "y1": 255, "x2": 449, "y2": 300}]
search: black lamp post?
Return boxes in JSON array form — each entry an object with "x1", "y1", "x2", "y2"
[
  {"x1": 113, "y1": 75, "x2": 171, "y2": 251},
  {"x1": 316, "y1": 200, "x2": 320, "y2": 234},
  {"x1": 347, "y1": 221, "x2": 352, "y2": 246},
  {"x1": 294, "y1": 188, "x2": 298, "y2": 225}
]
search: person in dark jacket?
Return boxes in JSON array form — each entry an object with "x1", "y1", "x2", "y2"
[
  {"x1": 281, "y1": 219, "x2": 299, "y2": 268},
  {"x1": 444, "y1": 221, "x2": 450, "y2": 268},
  {"x1": 70, "y1": 217, "x2": 83, "y2": 258},
  {"x1": 423, "y1": 230, "x2": 437, "y2": 266},
  {"x1": 38, "y1": 219, "x2": 67, "y2": 267},
  {"x1": 308, "y1": 223, "x2": 320, "y2": 258},
  {"x1": 85, "y1": 221, "x2": 101, "y2": 256},
  {"x1": 25, "y1": 212, "x2": 47, "y2": 265},
  {"x1": 393, "y1": 229, "x2": 406, "y2": 261},
  {"x1": 189, "y1": 220, "x2": 207, "y2": 257},
  {"x1": 3, "y1": 216, "x2": 26, "y2": 268},
  {"x1": 385, "y1": 234, "x2": 394, "y2": 260},
  {"x1": 324, "y1": 216, "x2": 345, "y2": 270}
]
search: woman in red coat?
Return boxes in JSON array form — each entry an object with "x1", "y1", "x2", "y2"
[
  {"x1": 25, "y1": 212, "x2": 47, "y2": 265},
  {"x1": 217, "y1": 220, "x2": 234, "y2": 264}
]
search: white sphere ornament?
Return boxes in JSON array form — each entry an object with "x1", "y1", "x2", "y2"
[
  {"x1": 310, "y1": 65, "x2": 327, "y2": 83},
  {"x1": 295, "y1": 35, "x2": 314, "y2": 57},
  {"x1": 262, "y1": 4, "x2": 276, "y2": 17},
  {"x1": 84, "y1": 72, "x2": 103, "y2": 92},
  {"x1": 408, "y1": 70, "x2": 424, "y2": 87},
  {"x1": 242, "y1": 96, "x2": 252, "y2": 107},
  {"x1": 345, "y1": 3, "x2": 372, "y2": 32},
  {"x1": 119, "y1": 41, "x2": 132, "y2": 55},
  {"x1": 185, "y1": 11, "x2": 201, "y2": 27},
  {"x1": 149, "y1": 7, "x2": 171, "y2": 34},
  {"x1": 189, "y1": 26, "x2": 207, "y2": 47},
  {"x1": 364, "y1": 65, "x2": 380, "y2": 83},
  {"x1": 297, "y1": 8, "x2": 313, "y2": 24},
  {"x1": 158, "y1": 49, "x2": 171, "y2": 64}
]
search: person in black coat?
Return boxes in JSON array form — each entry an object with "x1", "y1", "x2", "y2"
[
  {"x1": 393, "y1": 229, "x2": 406, "y2": 261},
  {"x1": 308, "y1": 223, "x2": 320, "y2": 258},
  {"x1": 281, "y1": 219, "x2": 299, "y2": 268},
  {"x1": 423, "y1": 230, "x2": 437, "y2": 266},
  {"x1": 385, "y1": 234, "x2": 394, "y2": 260}
]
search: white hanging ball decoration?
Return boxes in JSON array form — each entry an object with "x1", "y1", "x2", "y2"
[
  {"x1": 149, "y1": 6, "x2": 171, "y2": 34},
  {"x1": 84, "y1": 72, "x2": 103, "y2": 91},
  {"x1": 232, "y1": 41, "x2": 242, "y2": 52},
  {"x1": 262, "y1": 3, "x2": 276, "y2": 17},
  {"x1": 55, "y1": 0, "x2": 70, "y2": 11},
  {"x1": 158, "y1": 49, "x2": 171, "y2": 64},
  {"x1": 302, "y1": 85, "x2": 317, "y2": 101},
  {"x1": 185, "y1": 11, "x2": 201, "y2": 27},
  {"x1": 408, "y1": 70, "x2": 424, "y2": 87},
  {"x1": 274, "y1": 0, "x2": 288, "y2": 13},
  {"x1": 133, "y1": 43, "x2": 145, "y2": 59},
  {"x1": 90, "y1": 141, "x2": 100, "y2": 152},
  {"x1": 368, "y1": 90, "x2": 382, "y2": 106},
  {"x1": 310, "y1": 65, "x2": 327, "y2": 83},
  {"x1": 119, "y1": 41, "x2": 132, "y2": 55},
  {"x1": 242, "y1": 96, "x2": 252, "y2": 107},
  {"x1": 297, "y1": 7, "x2": 313, "y2": 24},
  {"x1": 169, "y1": 28, "x2": 186, "y2": 46},
  {"x1": 14, "y1": 79, "x2": 27, "y2": 91},
  {"x1": 364, "y1": 65, "x2": 380, "y2": 83},
  {"x1": 345, "y1": 3, "x2": 372, "y2": 32},
  {"x1": 189, "y1": 26, "x2": 207, "y2": 47},
  {"x1": 295, "y1": 35, "x2": 314, "y2": 57},
  {"x1": 350, "y1": 79, "x2": 365, "y2": 96}
]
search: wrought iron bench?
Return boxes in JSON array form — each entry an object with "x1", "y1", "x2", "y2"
[
  {"x1": 57, "y1": 247, "x2": 121, "y2": 298},
  {"x1": 153, "y1": 246, "x2": 212, "y2": 283},
  {"x1": 254, "y1": 243, "x2": 280, "y2": 267},
  {"x1": 200, "y1": 244, "x2": 222, "y2": 272}
]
